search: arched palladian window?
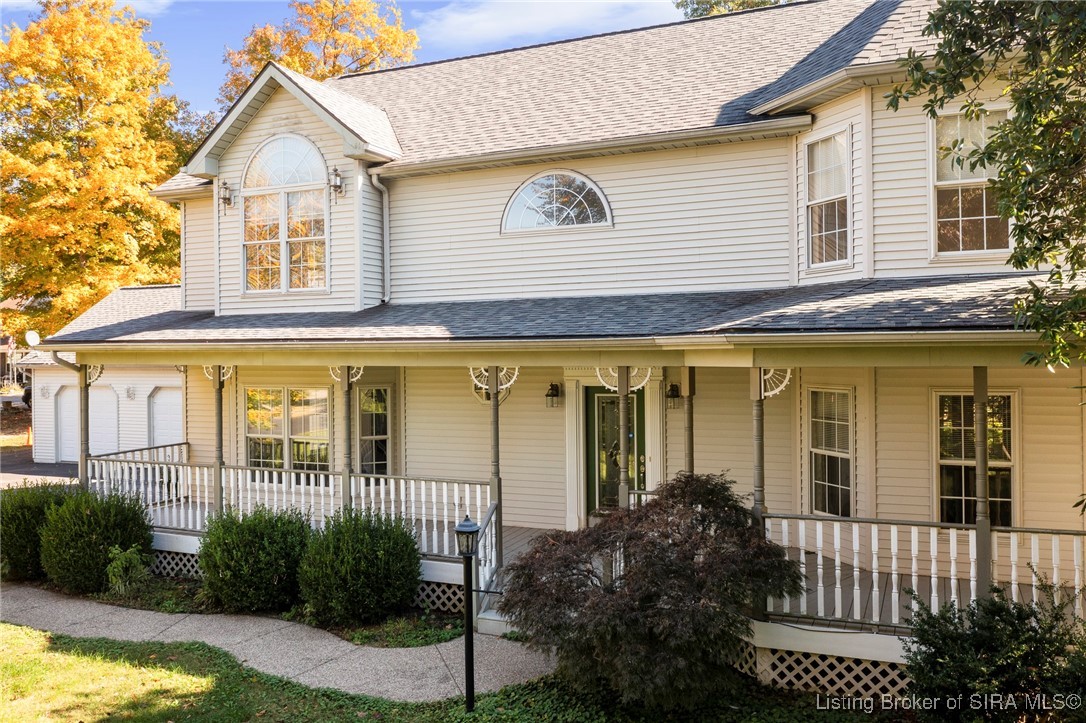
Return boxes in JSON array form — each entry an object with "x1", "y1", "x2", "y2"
[
  {"x1": 242, "y1": 135, "x2": 328, "y2": 292},
  {"x1": 502, "y1": 170, "x2": 611, "y2": 232}
]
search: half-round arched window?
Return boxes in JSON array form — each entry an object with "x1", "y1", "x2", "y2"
[
  {"x1": 502, "y1": 170, "x2": 612, "y2": 232},
  {"x1": 241, "y1": 135, "x2": 328, "y2": 292}
]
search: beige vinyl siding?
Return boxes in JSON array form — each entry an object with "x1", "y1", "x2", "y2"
[
  {"x1": 875, "y1": 367, "x2": 1085, "y2": 530},
  {"x1": 403, "y1": 367, "x2": 565, "y2": 529},
  {"x1": 182, "y1": 199, "x2": 216, "y2": 311},
  {"x1": 185, "y1": 368, "x2": 218, "y2": 465},
  {"x1": 30, "y1": 368, "x2": 64, "y2": 463},
  {"x1": 360, "y1": 163, "x2": 384, "y2": 308},
  {"x1": 386, "y1": 140, "x2": 793, "y2": 302},
  {"x1": 870, "y1": 83, "x2": 1014, "y2": 276},
  {"x1": 796, "y1": 93, "x2": 866, "y2": 283},
  {"x1": 215, "y1": 89, "x2": 358, "y2": 314},
  {"x1": 663, "y1": 368, "x2": 795, "y2": 513}
]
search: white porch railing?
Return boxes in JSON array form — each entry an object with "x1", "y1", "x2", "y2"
[
  {"x1": 91, "y1": 442, "x2": 189, "y2": 464},
  {"x1": 88, "y1": 457, "x2": 214, "y2": 532},
  {"x1": 475, "y1": 501, "x2": 500, "y2": 613},
  {"x1": 224, "y1": 465, "x2": 341, "y2": 529},
  {"x1": 765, "y1": 513, "x2": 1086, "y2": 627},
  {"x1": 349, "y1": 474, "x2": 491, "y2": 557}
]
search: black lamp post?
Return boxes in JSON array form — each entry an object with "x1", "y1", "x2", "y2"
[{"x1": 455, "y1": 514, "x2": 480, "y2": 713}]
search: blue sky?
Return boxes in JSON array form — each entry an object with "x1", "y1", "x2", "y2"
[{"x1": 2, "y1": 0, "x2": 685, "y2": 113}]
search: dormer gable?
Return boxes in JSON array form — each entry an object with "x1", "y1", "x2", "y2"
[{"x1": 183, "y1": 62, "x2": 401, "y2": 179}]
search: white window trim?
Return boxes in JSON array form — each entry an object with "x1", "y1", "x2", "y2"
[
  {"x1": 239, "y1": 133, "x2": 333, "y2": 295},
  {"x1": 802, "y1": 124, "x2": 853, "y2": 273},
  {"x1": 804, "y1": 384, "x2": 856, "y2": 518},
  {"x1": 929, "y1": 388, "x2": 1021, "y2": 527},
  {"x1": 356, "y1": 384, "x2": 393, "y2": 476},
  {"x1": 500, "y1": 168, "x2": 614, "y2": 235},
  {"x1": 243, "y1": 384, "x2": 334, "y2": 471},
  {"x1": 927, "y1": 106, "x2": 1012, "y2": 263}
]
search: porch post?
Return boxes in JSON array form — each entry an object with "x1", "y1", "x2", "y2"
[
  {"x1": 973, "y1": 366, "x2": 992, "y2": 597},
  {"x1": 682, "y1": 367, "x2": 696, "y2": 473},
  {"x1": 78, "y1": 364, "x2": 89, "y2": 490},
  {"x1": 341, "y1": 366, "x2": 353, "y2": 510},
  {"x1": 213, "y1": 365, "x2": 225, "y2": 515},
  {"x1": 750, "y1": 368, "x2": 766, "y2": 524},
  {"x1": 488, "y1": 365, "x2": 503, "y2": 568},
  {"x1": 617, "y1": 366, "x2": 630, "y2": 509}
]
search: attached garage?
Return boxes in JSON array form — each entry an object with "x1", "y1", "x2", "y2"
[
  {"x1": 150, "y1": 387, "x2": 183, "y2": 447},
  {"x1": 54, "y1": 385, "x2": 120, "y2": 462}
]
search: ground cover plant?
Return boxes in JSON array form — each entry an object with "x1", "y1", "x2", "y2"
[
  {"x1": 0, "y1": 622, "x2": 874, "y2": 722},
  {"x1": 198, "y1": 505, "x2": 310, "y2": 613},
  {"x1": 499, "y1": 471, "x2": 804, "y2": 711},
  {"x1": 0, "y1": 481, "x2": 74, "y2": 581},
  {"x1": 38, "y1": 490, "x2": 152, "y2": 594},
  {"x1": 341, "y1": 609, "x2": 463, "y2": 648}
]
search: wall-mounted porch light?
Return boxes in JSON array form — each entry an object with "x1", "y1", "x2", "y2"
[
  {"x1": 218, "y1": 179, "x2": 233, "y2": 208},
  {"x1": 545, "y1": 382, "x2": 562, "y2": 408},
  {"x1": 329, "y1": 167, "x2": 344, "y2": 196},
  {"x1": 665, "y1": 383, "x2": 682, "y2": 410}
]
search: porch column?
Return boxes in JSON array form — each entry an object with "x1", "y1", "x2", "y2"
[
  {"x1": 488, "y1": 366, "x2": 503, "y2": 568},
  {"x1": 682, "y1": 367, "x2": 696, "y2": 473},
  {"x1": 973, "y1": 366, "x2": 992, "y2": 597},
  {"x1": 617, "y1": 366, "x2": 631, "y2": 509},
  {"x1": 341, "y1": 366, "x2": 353, "y2": 510},
  {"x1": 213, "y1": 365, "x2": 224, "y2": 515},
  {"x1": 750, "y1": 368, "x2": 766, "y2": 524},
  {"x1": 78, "y1": 364, "x2": 89, "y2": 489}
]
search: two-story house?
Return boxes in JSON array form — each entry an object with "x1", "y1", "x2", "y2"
[{"x1": 41, "y1": 0, "x2": 1085, "y2": 696}]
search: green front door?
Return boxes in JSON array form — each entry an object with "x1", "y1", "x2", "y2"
[{"x1": 585, "y1": 386, "x2": 646, "y2": 514}]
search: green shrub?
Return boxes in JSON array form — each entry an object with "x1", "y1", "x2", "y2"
[
  {"x1": 497, "y1": 471, "x2": 804, "y2": 711},
  {"x1": 198, "y1": 506, "x2": 310, "y2": 613},
  {"x1": 106, "y1": 544, "x2": 151, "y2": 597},
  {"x1": 905, "y1": 585, "x2": 1086, "y2": 722},
  {"x1": 39, "y1": 491, "x2": 152, "y2": 594},
  {"x1": 299, "y1": 508, "x2": 420, "y2": 627},
  {"x1": 0, "y1": 481, "x2": 75, "y2": 581}
]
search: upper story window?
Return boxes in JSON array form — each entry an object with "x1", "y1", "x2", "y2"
[
  {"x1": 934, "y1": 111, "x2": 1009, "y2": 254},
  {"x1": 503, "y1": 171, "x2": 611, "y2": 232},
  {"x1": 242, "y1": 136, "x2": 328, "y2": 292},
  {"x1": 806, "y1": 132, "x2": 849, "y2": 267}
]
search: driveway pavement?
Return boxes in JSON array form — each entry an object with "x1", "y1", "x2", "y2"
[
  {"x1": 0, "y1": 584, "x2": 555, "y2": 703},
  {"x1": 0, "y1": 446, "x2": 77, "y2": 488}
]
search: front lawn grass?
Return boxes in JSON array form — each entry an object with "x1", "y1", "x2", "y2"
[{"x1": 0, "y1": 622, "x2": 871, "y2": 722}]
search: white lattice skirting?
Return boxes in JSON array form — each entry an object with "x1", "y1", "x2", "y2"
[
  {"x1": 151, "y1": 550, "x2": 202, "y2": 578},
  {"x1": 413, "y1": 581, "x2": 464, "y2": 613},
  {"x1": 753, "y1": 647, "x2": 909, "y2": 698}
]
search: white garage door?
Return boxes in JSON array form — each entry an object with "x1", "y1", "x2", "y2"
[
  {"x1": 55, "y1": 386, "x2": 119, "y2": 462},
  {"x1": 150, "y1": 387, "x2": 183, "y2": 447}
]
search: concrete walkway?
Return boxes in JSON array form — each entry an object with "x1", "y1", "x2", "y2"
[{"x1": 0, "y1": 584, "x2": 554, "y2": 703}]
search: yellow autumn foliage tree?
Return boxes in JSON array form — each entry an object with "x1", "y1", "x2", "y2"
[
  {"x1": 218, "y1": 0, "x2": 418, "y2": 110},
  {"x1": 0, "y1": 0, "x2": 183, "y2": 339}
]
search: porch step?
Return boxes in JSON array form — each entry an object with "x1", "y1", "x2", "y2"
[{"x1": 476, "y1": 608, "x2": 513, "y2": 637}]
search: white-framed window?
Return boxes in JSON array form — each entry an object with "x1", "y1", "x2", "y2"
[
  {"x1": 358, "y1": 387, "x2": 391, "y2": 475},
  {"x1": 936, "y1": 392, "x2": 1013, "y2": 526},
  {"x1": 806, "y1": 131, "x2": 849, "y2": 267},
  {"x1": 809, "y1": 388, "x2": 852, "y2": 517},
  {"x1": 241, "y1": 135, "x2": 329, "y2": 292},
  {"x1": 502, "y1": 170, "x2": 611, "y2": 232},
  {"x1": 245, "y1": 386, "x2": 330, "y2": 471},
  {"x1": 933, "y1": 110, "x2": 1009, "y2": 255}
]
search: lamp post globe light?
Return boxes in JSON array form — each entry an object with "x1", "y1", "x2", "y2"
[{"x1": 455, "y1": 514, "x2": 480, "y2": 713}]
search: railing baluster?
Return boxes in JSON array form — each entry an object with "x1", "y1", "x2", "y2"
[
  {"x1": 832, "y1": 521, "x2": 842, "y2": 618},
  {"x1": 798, "y1": 519, "x2": 807, "y2": 616},
  {"x1": 870, "y1": 524, "x2": 880, "y2": 623},
  {"x1": 1010, "y1": 532, "x2": 1019, "y2": 603},
  {"x1": 781, "y1": 519, "x2": 791, "y2": 614},
  {"x1": 968, "y1": 529, "x2": 977, "y2": 603},
  {"x1": 815, "y1": 520, "x2": 825, "y2": 618},
  {"x1": 1074, "y1": 537, "x2": 1084, "y2": 618},
  {"x1": 1051, "y1": 535, "x2": 1061, "y2": 605},
  {"x1": 1031, "y1": 533, "x2": 1040, "y2": 607},
  {"x1": 949, "y1": 528, "x2": 959, "y2": 607},
  {"x1": 930, "y1": 527, "x2": 939, "y2": 610},
  {"x1": 890, "y1": 524, "x2": 900, "y2": 625},
  {"x1": 910, "y1": 526, "x2": 919, "y2": 613},
  {"x1": 851, "y1": 524, "x2": 860, "y2": 620}
]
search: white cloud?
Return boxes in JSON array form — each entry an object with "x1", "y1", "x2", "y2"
[
  {"x1": 409, "y1": 0, "x2": 684, "y2": 57},
  {"x1": 2, "y1": 0, "x2": 178, "y2": 16}
]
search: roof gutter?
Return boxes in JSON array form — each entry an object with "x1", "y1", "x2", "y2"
[
  {"x1": 51, "y1": 351, "x2": 80, "y2": 372},
  {"x1": 749, "y1": 61, "x2": 904, "y2": 116},
  {"x1": 369, "y1": 170, "x2": 392, "y2": 304},
  {"x1": 367, "y1": 115, "x2": 813, "y2": 178}
]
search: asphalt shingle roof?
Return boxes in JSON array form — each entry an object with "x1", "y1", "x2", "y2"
[
  {"x1": 153, "y1": 172, "x2": 212, "y2": 194},
  {"x1": 46, "y1": 274, "x2": 1038, "y2": 347}
]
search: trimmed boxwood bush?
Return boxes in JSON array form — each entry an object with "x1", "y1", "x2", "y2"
[
  {"x1": 0, "y1": 481, "x2": 75, "y2": 581},
  {"x1": 39, "y1": 491, "x2": 152, "y2": 594},
  {"x1": 199, "y1": 506, "x2": 310, "y2": 613},
  {"x1": 299, "y1": 508, "x2": 421, "y2": 627}
]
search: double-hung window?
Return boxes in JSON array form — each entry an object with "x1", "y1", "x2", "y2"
[
  {"x1": 806, "y1": 132, "x2": 849, "y2": 267},
  {"x1": 242, "y1": 136, "x2": 328, "y2": 292},
  {"x1": 245, "y1": 387, "x2": 330, "y2": 472},
  {"x1": 358, "y1": 387, "x2": 391, "y2": 475},
  {"x1": 934, "y1": 111, "x2": 1009, "y2": 254},
  {"x1": 810, "y1": 389, "x2": 852, "y2": 517},
  {"x1": 937, "y1": 393, "x2": 1013, "y2": 526}
]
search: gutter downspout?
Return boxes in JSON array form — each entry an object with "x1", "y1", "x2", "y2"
[
  {"x1": 369, "y1": 171, "x2": 391, "y2": 304},
  {"x1": 50, "y1": 351, "x2": 79, "y2": 372},
  {"x1": 51, "y1": 352, "x2": 89, "y2": 488}
]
